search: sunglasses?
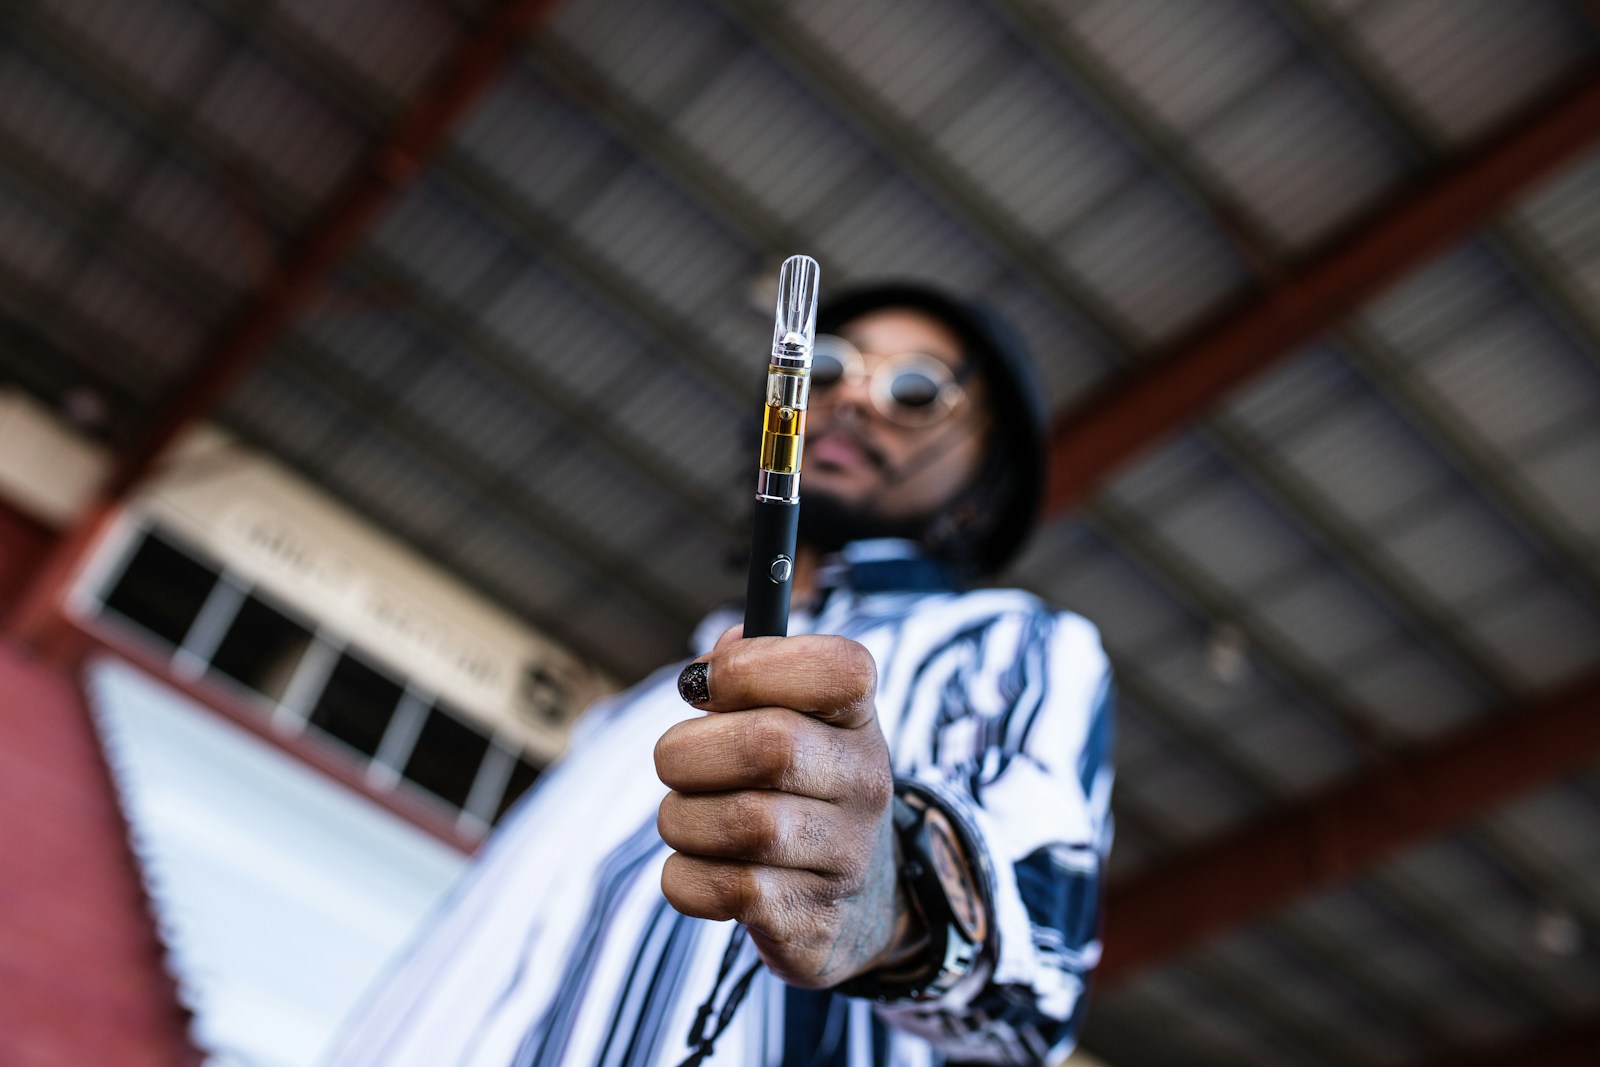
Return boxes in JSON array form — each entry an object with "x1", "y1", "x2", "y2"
[{"x1": 810, "y1": 335, "x2": 975, "y2": 428}]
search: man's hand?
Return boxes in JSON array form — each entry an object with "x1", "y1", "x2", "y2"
[{"x1": 655, "y1": 626, "x2": 908, "y2": 989}]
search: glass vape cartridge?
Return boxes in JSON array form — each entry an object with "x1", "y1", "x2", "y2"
[{"x1": 744, "y1": 254, "x2": 820, "y2": 638}]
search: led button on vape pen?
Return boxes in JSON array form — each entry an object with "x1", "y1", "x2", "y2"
[{"x1": 769, "y1": 555, "x2": 793, "y2": 584}]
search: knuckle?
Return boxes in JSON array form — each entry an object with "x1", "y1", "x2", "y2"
[
  {"x1": 740, "y1": 713, "x2": 796, "y2": 786},
  {"x1": 861, "y1": 760, "x2": 894, "y2": 812},
  {"x1": 728, "y1": 791, "x2": 781, "y2": 853},
  {"x1": 653, "y1": 722, "x2": 689, "y2": 782},
  {"x1": 841, "y1": 639, "x2": 878, "y2": 689},
  {"x1": 656, "y1": 793, "x2": 685, "y2": 849},
  {"x1": 716, "y1": 862, "x2": 760, "y2": 921},
  {"x1": 820, "y1": 638, "x2": 878, "y2": 710}
]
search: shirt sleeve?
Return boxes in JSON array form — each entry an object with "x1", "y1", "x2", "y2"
[{"x1": 873, "y1": 608, "x2": 1115, "y2": 1064}]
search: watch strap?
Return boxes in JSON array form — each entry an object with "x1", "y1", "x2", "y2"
[{"x1": 836, "y1": 780, "x2": 991, "y2": 1002}]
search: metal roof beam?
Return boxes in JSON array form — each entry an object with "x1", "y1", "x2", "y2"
[
  {"x1": 1099, "y1": 668, "x2": 1600, "y2": 981},
  {"x1": 0, "y1": 156, "x2": 702, "y2": 676},
  {"x1": 1413, "y1": 1011, "x2": 1600, "y2": 1067},
  {"x1": 1044, "y1": 62, "x2": 1600, "y2": 516},
  {"x1": 1269, "y1": 0, "x2": 1600, "y2": 609}
]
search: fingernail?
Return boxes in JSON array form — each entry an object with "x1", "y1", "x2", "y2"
[{"x1": 677, "y1": 661, "x2": 710, "y2": 707}]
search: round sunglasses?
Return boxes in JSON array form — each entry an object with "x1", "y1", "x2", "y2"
[{"x1": 810, "y1": 335, "x2": 975, "y2": 428}]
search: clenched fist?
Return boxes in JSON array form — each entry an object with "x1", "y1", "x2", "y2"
[{"x1": 654, "y1": 626, "x2": 912, "y2": 989}]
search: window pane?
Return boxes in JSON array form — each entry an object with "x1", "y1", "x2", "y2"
[
  {"x1": 307, "y1": 653, "x2": 403, "y2": 759},
  {"x1": 403, "y1": 705, "x2": 489, "y2": 810},
  {"x1": 208, "y1": 594, "x2": 314, "y2": 703},
  {"x1": 494, "y1": 756, "x2": 543, "y2": 823},
  {"x1": 101, "y1": 532, "x2": 219, "y2": 647}
]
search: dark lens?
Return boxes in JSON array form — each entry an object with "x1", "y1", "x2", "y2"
[
  {"x1": 811, "y1": 350, "x2": 846, "y2": 387},
  {"x1": 888, "y1": 368, "x2": 942, "y2": 409}
]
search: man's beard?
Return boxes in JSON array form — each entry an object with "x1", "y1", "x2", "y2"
[{"x1": 796, "y1": 489, "x2": 928, "y2": 556}]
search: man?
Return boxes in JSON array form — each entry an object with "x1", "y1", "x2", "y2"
[{"x1": 324, "y1": 284, "x2": 1114, "y2": 1067}]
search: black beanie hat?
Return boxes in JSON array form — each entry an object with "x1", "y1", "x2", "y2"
[{"x1": 814, "y1": 282, "x2": 1048, "y2": 576}]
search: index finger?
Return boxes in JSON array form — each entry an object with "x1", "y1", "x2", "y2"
[{"x1": 676, "y1": 634, "x2": 877, "y2": 729}]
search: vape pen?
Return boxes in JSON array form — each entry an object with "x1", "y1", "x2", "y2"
[{"x1": 744, "y1": 254, "x2": 820, "y2": 638}]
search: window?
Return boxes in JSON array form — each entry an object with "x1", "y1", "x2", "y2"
[
  {"x1": 90, "y1": 523, "x2": 559, "y2": 835},
  {"x1": 402, "y1": 703, "x2": 490, "y2": 810},
  {"x1": 208, "y1": 593, "x2": 314, "y2": 703},
  {"x1": 101, "y1": 532, "x2": 219, "y2": 647},
  {"x1": 495, "y1": 755, "x2": 543, "y2": 823},
  {"x1": 307, "y1": 653, "x2": 405, "y2": 761}
]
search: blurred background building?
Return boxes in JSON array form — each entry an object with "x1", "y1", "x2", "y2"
[{"x1": 1, "y1": 0, "x2": 1599, "y2": 1064}]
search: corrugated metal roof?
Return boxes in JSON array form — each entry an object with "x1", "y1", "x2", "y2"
[
  {"x1": 1066, "y1": 0, "x2": 1297, "y2": 130},
  {"x1": 1254, "y1": 567, "x2": 1402, "y2": 667},
  {"x1": 1413, "y1": 302, "x2": 1600, "y2": 456},
  {"x1": 816, "y1": 172, "x2": 1002, "y2": 290},
  {"x1": 566, "y1": 160, "x2": 752, "y2": 314},
  {"x1": 780, "y1": 0, "x2": 1007, "y2": 122},
  {"x1": 477, "y1": 262, "x2": 654, "y2": 403},
  {"x1": 1467, "y1": 579, "x2": 1600, "y2": 689},
  {"x1": 127, "y1": 158, "x2": 266, "y2": 293},
  {"x1": 1344, "y1": 0, "x2": 1593, "y2": 143},
  {"x1": 668, "y1": 48, "x2": 875, "y2": 228},
  {"x1": 1276, "y1": 395, "x2": 1455, "y2": 527},
  {"x1": 275, "y1": 0, "x2": 456, "y2": 99},
  {"x1": 1054, "y1": 176, "x2": 1250, "y2": 344},
  {"x1": 1337, "y1": 643, "x2": 1490, "y2": 743},
  {"x1": 369, "y1": 183, "x2": 514, "y2": 307},
  {"x1": 976, "y1": 276, "x2": 1111, "y2": 410},
  {"x1": 931, "y1": 62, "x2": 1137, "y2": 237},
  {"x1": 67, "y1": 257, "x2": 202, "y2": 373},
  {"x1": 194, "y1": 49, "x2": 366, "y2": 203},
  {"x1": 1147, "y1": 475, "x2": 1319, "y2": 591},
  {"x1": 0, "y1": 183, "x2": 72, "y2": 287},
  {"x1": 1521, "y1": 423, "x2": 1600, "y2": 537},
  {"x1": 0, "y1": 51, "x2": 143, "y2": 199},
  {"x1": 7, "y1": 0, "x2": 1600, "y2": 1062},
  {"x1": 549, "y1": 0, "x2": 731, "y2": 109},
  {"x1": 453, "y1": 72, "x2": 619, "y2": 217},
  {"x1": 1188, "y1": 61, "x2": 1407, "y2": 248},
  {"x1": 1377, "y1": 494, "x2": 1538, "y2": 607},
  {"x1": 46, "y1": 0, "x2": 225, "y2": 102}
]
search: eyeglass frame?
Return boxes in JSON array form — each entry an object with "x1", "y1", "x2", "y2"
[{"x1": 808, "y1": 334, "x2": 978, "y2": 429}]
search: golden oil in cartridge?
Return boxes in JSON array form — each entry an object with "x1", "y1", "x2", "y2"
[{"x1": 760, "y1": 365, "x2": 809, "y2": 475}]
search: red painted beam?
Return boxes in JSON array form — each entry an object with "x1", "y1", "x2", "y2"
[
  {"x1": 1413, "y1": 1011, "x2": 1600, "y2": 1067},
  {"x1": 1099, "y1": 670, "x2": 1600, "y2": 982},
  {"x1": 6, "y1": 0, "x2": 564, "y2": 644},
  {"x1": 1044, "y1": 61, "x2": 1600, "y2": 516}
]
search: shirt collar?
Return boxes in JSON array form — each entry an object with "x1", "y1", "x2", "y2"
[
  {"x1": 692, "y1": 539, "x2": 957, "y2": 654},
  {"x1": 816, "y1": 538, "x2": 956, "y2": 597}
]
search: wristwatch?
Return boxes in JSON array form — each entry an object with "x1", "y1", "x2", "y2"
[{"x1": 838, "y1": 779, "x2": 992, "y2": 1002}]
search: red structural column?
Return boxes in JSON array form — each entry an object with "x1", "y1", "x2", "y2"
[
  {"x1": 1043, "y1": 62, "x2": 1600, "y2": 517},
  {"x1": 0, "y1": 7, "x2": 565, "y2": 1064},
  {"x1": 5, "y1": 0, "x2": 566, "y2": 645},
  {"x1": 1099, "y1": 670, "x2": 1600, "y2": 982},
  {"x1": 0, "y1": 643, "x2": 202, "y2": 1067}
]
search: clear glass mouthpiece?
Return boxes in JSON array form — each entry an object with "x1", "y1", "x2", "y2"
[{"x1": 771, "y1": 254, "x2": 820, "y2": 363}]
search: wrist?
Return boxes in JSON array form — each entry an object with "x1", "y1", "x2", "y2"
[
  {"x1": 870, "y1": 847, "x2": 932, "y2": 973},
  {"x1": 836, "y1": 781, "x2": 991, "y2": 1003}
]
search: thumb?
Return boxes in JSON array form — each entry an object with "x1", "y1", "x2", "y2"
[{"x1": 711, "y1": 624, "x2": 744, "y2": 653}]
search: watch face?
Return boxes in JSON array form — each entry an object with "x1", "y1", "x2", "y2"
[{"x1": 925, "y1": 808, "x2": 987, "y2": 943}]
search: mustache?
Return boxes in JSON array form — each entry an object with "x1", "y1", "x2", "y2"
[{"x1": 807, "y1": 422, "x2": 889, "y2": 472}]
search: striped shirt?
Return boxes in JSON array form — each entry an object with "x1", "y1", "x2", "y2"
[{"x1": 323, "y1": 541, "x2": 1114, "y2": 1067}]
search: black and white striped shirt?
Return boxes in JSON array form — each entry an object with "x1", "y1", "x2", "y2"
[{"x1": 324, "y1": 541, "x2": 1114, "y2": 1067}]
